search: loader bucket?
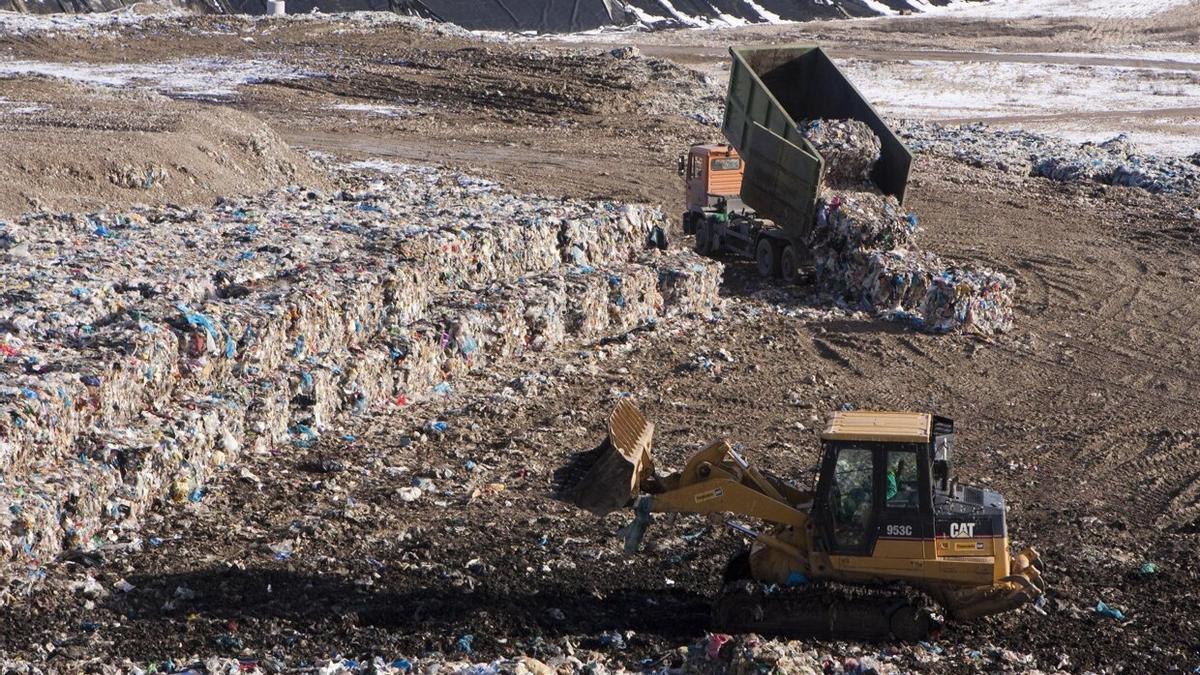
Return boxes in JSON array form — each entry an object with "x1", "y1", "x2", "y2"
[{"x1": 558, "y1": 399, "x2": 656, "y2": 517}]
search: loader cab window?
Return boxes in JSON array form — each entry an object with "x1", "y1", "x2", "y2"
[
  {"x1": 711, "y1": 157, "x2": 742, "y2": 172},
  {"x1": 689, "y1": 154, "x2": 705, "y2": 180},
  {"x1": 886, "y1": 450, "x2": 919, "y2": 509},
  {"x1": 831, "y1": 446, "x2": 874, "y2": 549}
]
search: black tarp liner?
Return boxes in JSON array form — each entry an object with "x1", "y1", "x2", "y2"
[
  {"x1": 0, "y1": 0, "x2": 971, "y2": 30},
  {"x1": 394, "y1": 0, "x2": 624, "y2": 31},
  {"x1": 751, "y1": 0, "x2": 862, "y2": 20},
  {"x1": 627, "y1": 0, "x2": 864, "y2": 22},
  {"x1": 628, "y1": 0, "x2": 758, "y2": 22}
]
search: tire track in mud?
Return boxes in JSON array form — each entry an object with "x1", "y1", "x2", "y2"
[
  {"x1": 1117, "y1": 430, "x2": 1200, "y2": 530},
  {"x1": 1010, "y1": 239, "x2": 1200, "y2": 530},
  {"x1": 1019, "y1": 243, "x2": 1200, "y2": 382}
]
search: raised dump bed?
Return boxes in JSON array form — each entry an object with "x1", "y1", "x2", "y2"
[{"x1": 684, "y1": 45, "x2": 912, "y2": 280}]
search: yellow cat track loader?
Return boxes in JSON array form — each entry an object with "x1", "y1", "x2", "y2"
[{"x1": 561, "y1": 400, "x2": 1045, "y2": 641}]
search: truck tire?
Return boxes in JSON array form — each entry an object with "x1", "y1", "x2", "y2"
[
  {"x1": 694, "y1": 220, "x2": 712, "y2": 255},
  {"x1": 755, "y1": 238, "x2": 779, "y2": 278},
  {"x1": 781, "y1": 245, "x2": 801, "y2": 284},
  {"x1": 681, "y1": 211, "x2": 695, "y2": 235}
]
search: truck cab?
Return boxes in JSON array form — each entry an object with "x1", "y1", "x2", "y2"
[
  {"x1": 682, "y1": 143, "x2": 796, "y2": 279},
  {"x1": 682, "y1": 144, "x2": 745, "y2": 216}
]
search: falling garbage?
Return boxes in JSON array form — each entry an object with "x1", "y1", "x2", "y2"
[
  {"x1": 801, "y1": 119, "x2": 882, "y2": 187},
  {"x1": 805, "y1": 123, "x2": 1016, "y2": 334}
]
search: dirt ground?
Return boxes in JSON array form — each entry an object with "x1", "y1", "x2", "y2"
[
  {"x1": 0, "y1": 77, "x2": 328, "y2": 216},
  {"x1": 2, "y1": 7, "x2": 1200, "y2": 672}
]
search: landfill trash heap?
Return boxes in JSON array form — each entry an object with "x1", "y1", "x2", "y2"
[
  {"x1": 0, "y1": 162, "x2": 722, "y2": 595},
  {"x1": 897, "y1": 120, "x2": 1199, "y2": 195},
  {"x1": 802, "y1": 120, "x2": 1015, "y2": 334}
]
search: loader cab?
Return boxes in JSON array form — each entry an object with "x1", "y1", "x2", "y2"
[
  {"x1": 811, "y1": 411, "x2": 1012, "y2": 580},
  {"x1": 811, "y1": 411, "x2": 938, "y2": 557},
  {"x1": 681, "y1": 144, "x2": 744, "y2": 212}
]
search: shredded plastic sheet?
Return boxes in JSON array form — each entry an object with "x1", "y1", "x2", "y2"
[{"x1": 0, "y1": 163, "x2": 722, "y2": 588}]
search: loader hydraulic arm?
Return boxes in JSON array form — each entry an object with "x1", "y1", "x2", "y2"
[
  {"x1": 564, "y1": 399, "x2": 814, "y2": 557},
  {"x1": 643, "y1": 439, "x2": 809, "y2": 529}
]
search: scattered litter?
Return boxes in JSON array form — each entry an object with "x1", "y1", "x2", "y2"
[
  {"x1": 456, "y1": 634, "x2": 474, "y2": 654},
  {"x1": 1095, "y1": 600, "x2": 1126, "y2": 620}
]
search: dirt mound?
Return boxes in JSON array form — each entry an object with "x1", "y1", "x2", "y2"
[
  {"x1": 274, "y1": 44, "x2": 720, "y2": 125},
  {"x1": 0, "y1": 78, "x2": 327, "y2": 218}
]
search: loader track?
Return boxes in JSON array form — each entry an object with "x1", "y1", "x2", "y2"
[{"x1": 711, "y1": 579, "x2": 939, "y2": 642}]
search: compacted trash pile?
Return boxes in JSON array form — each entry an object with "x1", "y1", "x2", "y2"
[
  {"x1": 0, "y1": 162, "x2": 722, "y2": 591},
  {"x1": 802, "y1": 120, "x2": 1015, "y2": 334},
  {"x1": 897, "y1": 120, "x2": 1200, "y2": 195}
]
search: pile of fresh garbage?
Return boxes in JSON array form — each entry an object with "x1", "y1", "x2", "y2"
[
  {"x1": 896, "y1": 120, "x2": 1199, "y2": 195},
  {"x1": 801, "y1": 121, "x2": 1015, "y2": 334},
  {"x1": 0, "y1": 161, "x2": 722, "y2": 592},
  {"x1": 800, "y1": 119, "x2": 882, "y2": 188}
]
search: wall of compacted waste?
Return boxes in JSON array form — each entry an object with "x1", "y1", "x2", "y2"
[
  {"x1": 896, "y1": 120, "x2": 1199, "y2": 195},
  {"x1": 802, "y1": 120, "x2": 1016, "y2": 334},
  {"x1": 0, "y1": 163, "x2": 722, "y2": 593}
]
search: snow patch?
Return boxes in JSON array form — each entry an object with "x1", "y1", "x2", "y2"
[
  {"x1": 344, "y1": 159, "x2": 431, "y2": 175},
  {"x1": 0, "y1": 6, "x2": 186, "y2": 37},
  {"x1": 652, "y1": 0, "x2": 704, "y2": 26},
  {"x1": 839, "y1": 56, "x2": 1200, "y2": 156},
  {"x1": 859, "y1": 0, "x2": 899, "y2": 15},
  {"x1": 742, "y1": 0, "x2": 784, "y2": 22},
  {"x1": 330, "y1": 102, "x2": 416, "y2": 117},
  {"x1": 0, "y1": 58, "x2": 316, "y2": 99},
  {"x1": 0, "y1": 97, "x2": 47, "y2": 115},
  {"x1": 915, "y1": 0, "x2": 1198, "y2": 19}
]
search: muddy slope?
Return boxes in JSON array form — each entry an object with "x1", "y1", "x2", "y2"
[{"x1": 0, "y1": 79, "x2": 327, "y2": 218}]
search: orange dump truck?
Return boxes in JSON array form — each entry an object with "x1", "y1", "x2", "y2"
[{"x1": 682, "y1": 45, "x2": 913, "y2": 282}]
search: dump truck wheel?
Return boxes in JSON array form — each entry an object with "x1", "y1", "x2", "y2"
[
  {"x1": 755, "y1": 238, "x2": 779, "y2": 277},
  {"x1": 694, "y1": 221, "x2": 712, "y2": 255},
  {"x1": 781, "y1": 245, "x2": 800, "y2": 284}
]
